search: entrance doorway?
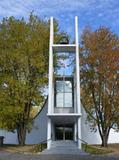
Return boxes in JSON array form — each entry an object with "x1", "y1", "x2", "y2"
[{"x1": 55, "y1": 125, "x2": 73, "y2": 140}]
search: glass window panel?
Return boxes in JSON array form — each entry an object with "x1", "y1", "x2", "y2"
[
  {"x1": 56, "y1": 80, "x2": 72, "y2": 93},
  {"x1": 64, "y1": 93, "x2": 72, "y2": 107},
  {"x1": 64, "y1": 81, "x2": 72, "y2": 92},
  {"x1": 56, "y1": 81, "x2": 64, "y2": 92},
  {"x1": 55, "y1": 79, "x2": 73, "y2": 108},
  {"x1": 56, "y1": 93, "x2": 63, "y2": 107},
  {"x1": 54, "y1": 52, "x2": 75, "y2": 76}
]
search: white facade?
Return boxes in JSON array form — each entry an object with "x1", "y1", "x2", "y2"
[{"x1": 0, "y1": 100, "x2": 119, "y2": 145}]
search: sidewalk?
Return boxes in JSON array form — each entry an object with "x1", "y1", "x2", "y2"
[{"x1": 0, "y1": 151, "x2": 119, "y2": 160}]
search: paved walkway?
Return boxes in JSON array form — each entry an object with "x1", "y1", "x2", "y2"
[{"x1": 0, "y1": 151, "x2": 119, "y2": 160}]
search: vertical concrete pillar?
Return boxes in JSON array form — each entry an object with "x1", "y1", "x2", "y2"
[
  {"x1": 75, "y1": 16, "x2": 82, "y2": 149},
  {"x1": 47, "y1": 17, "x2": 54, "y2": 149},
  {"x1": 47, "y1": 118, "x2": 52, "y2": 149},
  {"x1": 77, "y1": 118, "x2": 81, "y2": 149},
  {"x1": 48, "y1": 17, "x2": 54, "y2": 114},
  {"x1": 74, "y1": 122, "x2": 77, "y2": 141}
]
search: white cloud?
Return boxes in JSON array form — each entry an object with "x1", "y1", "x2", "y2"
[
  {"x1": 0, "y1": 0, "x2": 118, "y2": 20},
  {"x1": 0, "y1": 0, "x2": 119, "y2": 35}
]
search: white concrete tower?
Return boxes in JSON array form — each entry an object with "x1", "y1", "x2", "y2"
[{"x1": 47, "y1": 16, "x2": 81, "y2": 149}]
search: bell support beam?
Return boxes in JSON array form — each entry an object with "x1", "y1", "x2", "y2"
[
  {"x1": 75, "y1": 16, "x2": 82, "y2": 149},
  {"x1": 47, "y1": 17, "x2": 54, "y2": 149}
]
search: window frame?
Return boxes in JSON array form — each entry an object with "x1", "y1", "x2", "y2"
[{"x1": 54, "y1": 77, "x2": 74, "y2": 108}]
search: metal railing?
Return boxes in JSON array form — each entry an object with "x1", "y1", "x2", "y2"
[
  {"x1": 38, "y1": 138, "x2": 88, "y2": 152},
  {"x1": 77, "y1": 138, "x2": 88, "y2": 151},
  {"x1": 39, "y1": 139, "x2": 51, "y2": 152}
]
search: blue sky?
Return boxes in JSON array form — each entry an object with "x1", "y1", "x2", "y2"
[{"x1": 0, "y1": 0, "x2": 119, "y2": 39}]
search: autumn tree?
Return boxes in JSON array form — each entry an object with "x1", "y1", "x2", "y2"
[
  {"x1": 0, "y1": 14, "x2": 63, "y2": 145},
  {"x1": 80, "y1": 27, "x2": 119, "y2": 147}
]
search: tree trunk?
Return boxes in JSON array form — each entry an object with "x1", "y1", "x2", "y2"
[
  {"x1": 101, "y1": 133, "x2": 109, "y2": 147},
  {"x1": 17, "y1": 124, "x2": 26, "y2": 146},
  {"x1": 97, "y1": 124, "x2": 110, "y2": 147}
]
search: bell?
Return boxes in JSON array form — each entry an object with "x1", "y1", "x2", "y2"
[{"x1": 59, "y1": 36, "x2": 69, "y2": 44}]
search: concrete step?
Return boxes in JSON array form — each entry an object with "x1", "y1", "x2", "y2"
[
  {"x1": 51, "y1": 140, "x2": 76, "y2": 144},
  {"x1": 41, "y1": 149, "x2": 88, "y2": 155},
  {"x1": 50, "y1": 142, "x2": 77, "y2": 148},
  {"x1": 51, "y1": 140, "x2": 77, "y2": 145},
  {"x1": 51, "y1": 144, "x2": 77, "y2": 148},
  {"x1": 41, "y1": 140, "x2": 89, "y2": 155}
]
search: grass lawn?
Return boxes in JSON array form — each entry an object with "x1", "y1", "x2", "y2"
[
  {"x1": 0, "y1": 143, "x2": 47, "y2": 153},
  {"x1": 83, "y1": 143, "x2": 119, "y2": 155},
  {"x1": 0, "y1": 143, "x2": 119, "y2": 155}
]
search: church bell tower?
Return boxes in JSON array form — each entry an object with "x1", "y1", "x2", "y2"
[{"x1": 47, "y1": 16, "x2": 81, "y2": 149}]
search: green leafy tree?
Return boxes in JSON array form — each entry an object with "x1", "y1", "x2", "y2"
[
  {"x1": 0, "y1": 14, "x2": 63, "y2": 145},
  {"x1": 80, "y1": 27, "x2": 119, "y2": 147}
]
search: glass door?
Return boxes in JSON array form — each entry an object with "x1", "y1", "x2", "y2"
[
  {"x1": 55, "y1": 125, "x2": 73, "y2": 140},
  {"x1": 55, "y1": 127, "x2": 64, "y2": 140},
  {"x1": 65, "y1": 127, "x2": 73, "y2": 140}
]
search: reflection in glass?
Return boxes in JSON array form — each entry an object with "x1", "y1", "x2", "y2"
[
  {"x1": 55, "y1": 79, "x2": 73, "y2": 108},
  {"x1": 64, "y1": 93, "x2": 72, "y2": 107},
  {"x1": 56, "y1": 80, "x2": 72, "y2": 92},
  {"x1": 56, "y1": 93, "x2": 63, "y2": 107},
  {"x1": 54, "y1": 52, "x2": 75, "y2": 76},
  {"x1": 65, "y1": 81, "x2": 72, "y2": 92},
  {"x1": 56, "y1": 81, "x2": 64, "y2": 92}
]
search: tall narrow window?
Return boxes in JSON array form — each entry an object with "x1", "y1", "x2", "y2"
[{"x1": 55, "y1": 78, "x2": 73, "y2": 108}]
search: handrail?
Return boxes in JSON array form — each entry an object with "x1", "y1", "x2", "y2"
[
  {"x1": 38, "y1": 138, "x2": 88, "y2": 152},
  {"x1": 39, "y1": 139, "x2": 51, "y2": 152},
  {"x1": 77, "y1": 138, "x2": 88, "y2": 151},
  {"x1": 78, "y1": 137, "x2": 88, "y2": 145},
  {"x1": 39, "y1": 138, "x2": 51, "y2": 144}
]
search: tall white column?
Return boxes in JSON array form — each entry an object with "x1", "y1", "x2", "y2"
[
  {"x1": 75, "y1": 16, "x2": 82, "y2": 149},
  {"x1": 47, "y1": 17, "x2": 54, "y2": 149},
  {"x1": 48, "y1": 17, "x2": 54, "y2": 114}
]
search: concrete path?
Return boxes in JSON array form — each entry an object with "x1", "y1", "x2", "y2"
[
  {"x1": 0, "y1": 141, "x2": 119, "y2": 160},
  {"x1": 0, "y1": 151, "x2": 119, "y2": 160}
]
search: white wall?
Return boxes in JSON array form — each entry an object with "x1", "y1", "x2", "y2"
[
  {"x1": 81, "y1": 106, "x2": 101, "y2": 144},
  {"x1": 26, "y1": 101, "x2": 48, "y2": 144},
  {"x1": 108, "y1": 129, "x2": 119, "y2": 143},
  {"x1": 0, "y1": 130, "x2": 18, "y2": 144},
  {"x1": 1, "y1": 100, "x2": 119, "y2": 145}
]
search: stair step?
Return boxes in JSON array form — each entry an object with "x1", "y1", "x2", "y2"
[{"x1": 41, "y1": 140, "x2": 88, "y2": 155}]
